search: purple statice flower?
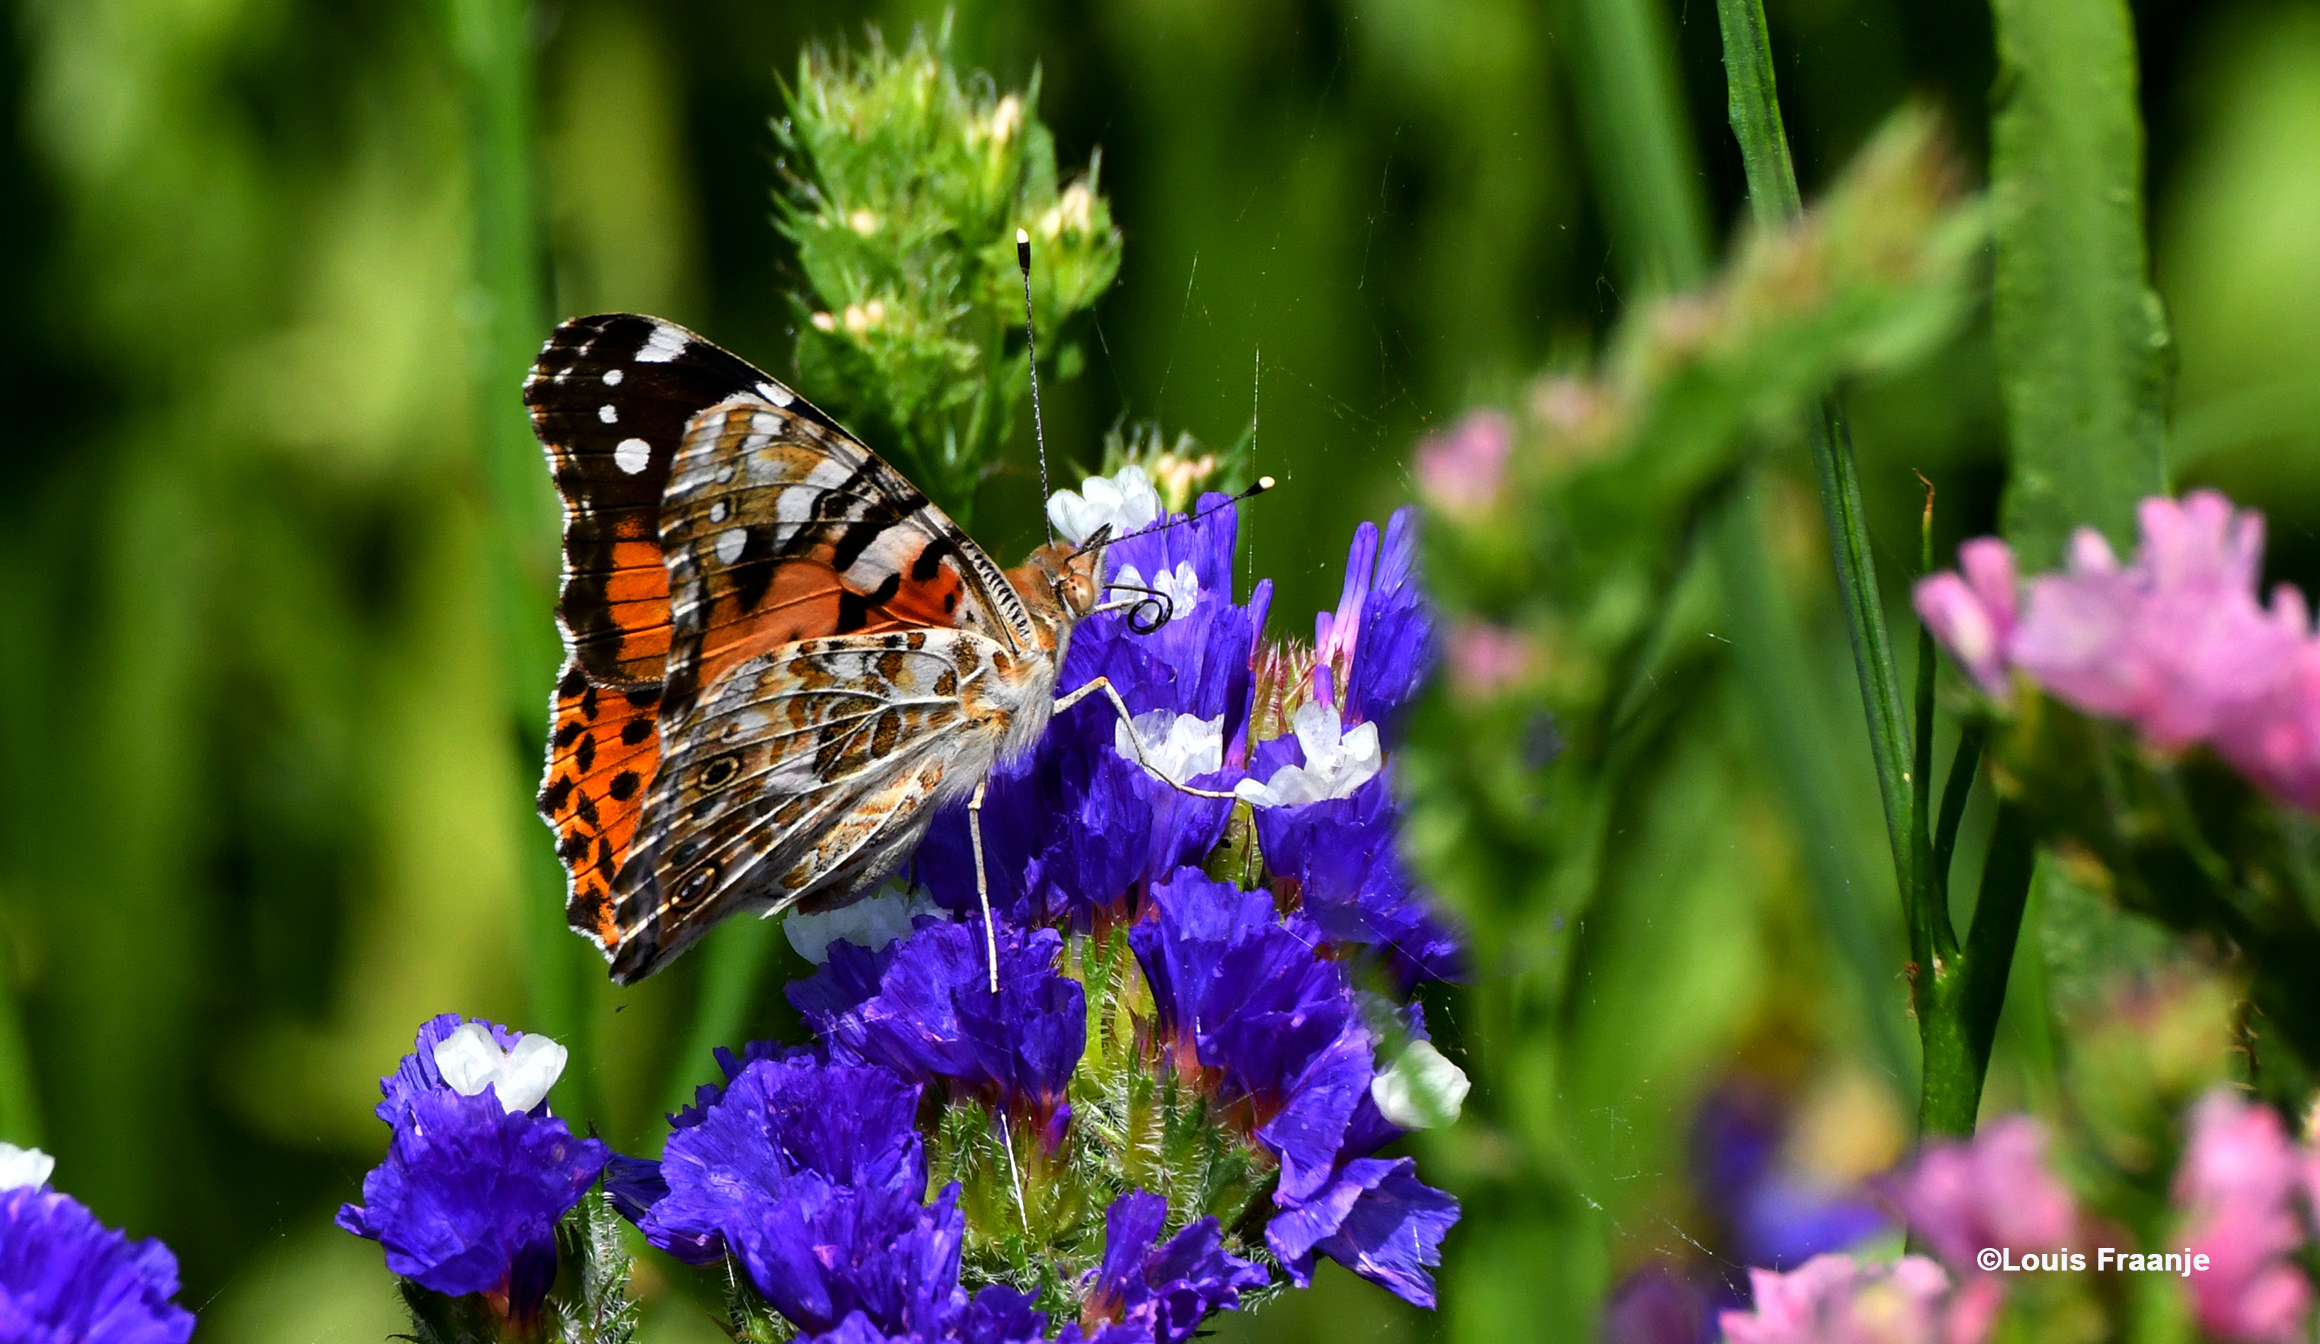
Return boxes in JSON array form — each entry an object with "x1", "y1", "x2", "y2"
[
  {"x1": 337, "y1": 1018, "x2": 608, "y2": 1319},
  {"x1": 0, "y1": 1148, "x2": 195, "y2": 1344},
  {"x1": 1130, "y1": 868, "x2": 1459, "y2": 1306},
  {"x1": 1914, "y1": 492, "x2": 2320, "y2": 808},
  {"x1": 1718, "y1": 1254, "x2": 1998, "y2": 1344},
  {"x1": 1250, "y1": 766, "x2": 1464, "y2": 986},
  {"x1": 1600, "y1": 1264, "x2": 1713, "y2": 1344},
  {"x1": 1312, "y1": 508, "x2": 1437, "y2": 739},
  {"x1": 918, "y1": 491, "x2": 1267, "y2": 928},
  {"x1": 2171, "y1": 1089, "x2": 2311, "y2": 1343},
  {"x1": 1691, "y1": 1085, "x2": 1887, "y2": 1272},
  {"x1": 1879, "y1": 1115, "x2": 2077, "y2": 1275},
  {"x1": 1412, "y1": 410, "x2": 1512, "y2": 515},
  {"x1": 638, "y1": 1056, "x2": 961, "y2": 1336},
  {"x1": 1078, "y1": 1191, "x2": 1268, "y2": 1344},
  {"x1": 791, "y1": 918, "x2": 1085, "y2": 1141}
]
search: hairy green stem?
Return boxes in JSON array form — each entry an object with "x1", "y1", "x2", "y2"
[{"x1": 446, "y1": 0, "x2": 596, "y2": 1119}]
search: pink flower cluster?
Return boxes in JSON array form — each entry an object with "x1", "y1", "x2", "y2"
[
  {"x1": 1913, "y1": 492, "x2": 2320, "y2": 807},
  {"x1": 2173, "y1": 1090, "x2": 2314, "y2": 1343},
  {"x1": 1412, "y1": 411, "x2": 1511, "y2": 515},
  {"x1": 1719, "y1": 1255, "x2": 1996, "y2": 1344},
  {"x1": 1880, "y1": 1116, "x2": 2079, "y2": 1273},
  {"x1": 1729, "y1": 1101, "x2": 2320, "y2": 1343}
]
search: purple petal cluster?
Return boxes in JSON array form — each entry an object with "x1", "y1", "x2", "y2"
[
  {"x1": 918, "y1": 495, "x2": 1267, "y2": 927},
  {"x1": 337, "y1": 1016, "x2": 608, "y2": 1318},
  {"x1": 1131, "y1": 868, "x2": 1459, "y2": 1306},
  {"x1": 1079, "y1": 1191, "x2": 1268, "y2": 1344},
  {"x1": 638, "y1": 1057, "x2": 954, "y2": 1335},
  {"x1": 0, "y1": 1183, "x2": 195, "y2": 1344},
  {"x1": 1692, "y1": 1084, "x2": 1889, "y2": 1270},
  {"x1": 1314, "y1": 508, "x2": 1438, "y2": 738},
  {"x1": 791, "y1": 918, "x2": 1086, "y2": 1139},
  {"x1": 1915, "y1": 491, "x2": 2320, "y2": 807}
]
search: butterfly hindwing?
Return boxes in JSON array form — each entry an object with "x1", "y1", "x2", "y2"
[{"x1": 602, "y1": 629, "x2": 1021, "y2": 983}]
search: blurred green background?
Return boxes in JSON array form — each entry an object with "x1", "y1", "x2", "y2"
[{"x1": 3, "y1": 0, "x2": 2317, "y2": 1341}]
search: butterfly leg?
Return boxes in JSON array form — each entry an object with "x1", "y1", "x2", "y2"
[
  {"x1": 1054, "y1": 677, "x2": 1241, "y2": 800},
  {"x1": 969, "y1": 777, "x2": 999, "y2": 993}
]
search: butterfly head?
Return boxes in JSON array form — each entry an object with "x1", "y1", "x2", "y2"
[{"x1": 1012, "y1": 526, "x2": 1111, "y2": 636}]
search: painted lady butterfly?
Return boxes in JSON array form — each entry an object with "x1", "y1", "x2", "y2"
[{"x1": 527, "y1": 310, "x2": 1236, "y2": 985}]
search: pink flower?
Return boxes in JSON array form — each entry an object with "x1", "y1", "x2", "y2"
[
  {"x1": 1881, "y1": 1116, "x2": 2077, "y2": 1274},
  {"x1": 1413, "y1": 410, "x2": 1511, "y2": 514},
  {"x1": 1719, "y1": 1254, "x2": 1996, "y2": 1344},
  {"x1": 1444, "y1": 621, "x2": 1533, "y2": 698},
  {"x1": 2173, "y1": 1088, "x2": 2312, "y2": 1343},
  {"x1": 1915, "y1": 491, "x2": 2320, "y2": 810},
  {"x1": 1912, "y1": 539, "x2": 2018, "y2": 696}
]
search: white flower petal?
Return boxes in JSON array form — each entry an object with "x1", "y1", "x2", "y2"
[
  {"x1": 1370, "y1": 1040, "x2": 1470, "y2": 1130},
  {"x1": 784, "y1": 881, "x2": 946, "y2": 963},
  {"x1": 1116, "y1": 710, "x2": 1224, "y2": 786},
  {"x1": 1048, "y1": 465, "x2": 1162, "y2": 545},
  {"x1": 0, "y1": 1142, "x2": 55, "y2": 1191},
  {"x1": 432, "y1": 1022, "x2": 505, "y2": 1098},
  {"x1": 1239, "y1": 701, "x2": 1382, "y2": 807},
  {"x1": 494, "y1": 1035, "x2": 570, "y2": 1114},
  {"x1": 432, "y1": 1021, "x2": 567, "y2": 1113}
]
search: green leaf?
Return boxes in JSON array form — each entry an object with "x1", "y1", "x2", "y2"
[{"x1": 1988, "y1": 0, "x2": 2171, "y2": 568}]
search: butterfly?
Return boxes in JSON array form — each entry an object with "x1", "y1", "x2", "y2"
[{"x1": 526, "y1": 311, "x2": 1237, "y2": 985}]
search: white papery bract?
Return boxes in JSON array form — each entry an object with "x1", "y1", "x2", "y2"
[
  {"x1": 432, "y1": 1021, "x2": 568, "y2": 1114},
  {"x1": 1235, "y1": 701, "x2": 1383, "y2": 807},
  {"x1": 1048, "y1": 465, "x2": 1162, "y2": 546},
  {"x1": 1115, "y1": 710, "x2": 1226, "y2": 787}
]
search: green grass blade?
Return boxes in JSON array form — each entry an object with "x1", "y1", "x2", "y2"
[
  {"x1": 1988, "y1": 0, "x2": 2171, "y2": 566},
  {"x1": 1562, "y1": 0, "x2": 1712, "y2": 289},
  {"x1": 1715, "y1": 0, "x2": 1919, "y2": 936}
]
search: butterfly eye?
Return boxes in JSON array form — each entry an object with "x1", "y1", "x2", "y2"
[{"x1": 698, "y1": 755, "x2": 741, "y2": 791}]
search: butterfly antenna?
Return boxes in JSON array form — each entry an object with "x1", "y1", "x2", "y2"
[
  {"x1": 1017, "y1": 230, "x2": 1055, "y2": 547},
  {"x1": 1071, "y1": 476, "x2": 1278, "y2": 560}
]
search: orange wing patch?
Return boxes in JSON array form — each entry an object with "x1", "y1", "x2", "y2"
[{"x1": 539, "y1": 661, "x2": 663, "y2": 948}]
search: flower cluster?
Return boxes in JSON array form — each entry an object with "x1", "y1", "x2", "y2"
[
  {"x1": 2171, "y1": 1091, "x2": 2313, "y2": 1343},
  {"x1": 0, "y1": 1143, "x2": 196, "y2": 1344},
  {"x1": 337, "y1": 1014, "x2": 609, "y2": 1324},
  {"x1": 1718, "y1": 1254, "x2": 1994, "y2": 1344},
  {"x1": 1915, "y1": 491, "x2": 2320, "y2": 807},
  {"x1": 1715, "y1": 1099, "x2": 2320, "y2": 1344},
  {"x1": 603, "y1": 475, "x2": 1464, "y2": 1341},
  {"x1": 336, "y1": 474, "x2": 1462, "y2": 1342}
]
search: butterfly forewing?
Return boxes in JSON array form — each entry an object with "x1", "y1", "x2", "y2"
[
  {"x1": 654, "y1": 394, "x2": 1039, "y2": 720},
  {"x1": 531, "y1": 313, "x2": 847, "y2": 956}
]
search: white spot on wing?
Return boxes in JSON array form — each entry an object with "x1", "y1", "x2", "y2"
[
  {"x1": 756, "y1": 380, "x2": 796, "y2": 407},
  {"x1": 716, "y1": 527, "x2": 749, "y2": 565},
  {"x1": 637, "y1": 322, "x2": 689, "y2": 363},
  {"x1": 709, "y1": 500, "x2": 729, "y2": 523},
  {"x1": 602, "y1": 368, "x2": 624, "y2": 386},
  {"x1": 598, "y1": 404, "x2": 618, "y2": 424},
  {"x1": 614, "y1": 438, "x2": 652, "y2": 474}
]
